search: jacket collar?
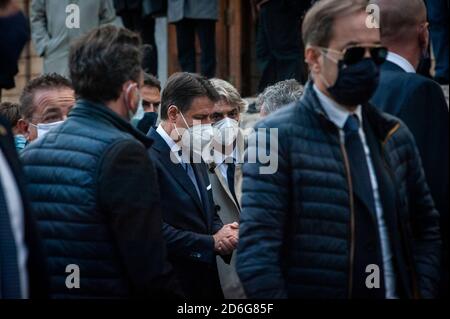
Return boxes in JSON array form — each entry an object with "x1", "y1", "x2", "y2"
[
  {"x1": 386, "y1": 52, "x2": 416, "y2": 73},
  {"x1": 301, "y1": 81, "x2": 400, "y2": 142},
  {"x1": 381, "y1": 60, "x2": 406, "y2": 73},
  {"x1": 148, "y1": 127, "x2": 207, "y2": 214},
  {"x1": 148, "y1": 126, "x2": 171, "y2": 153},
  {"x1": 69, "y1": 99, "x2": 153, "y2": 148}
]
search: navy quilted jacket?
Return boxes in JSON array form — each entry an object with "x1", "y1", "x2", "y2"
[
  {"x1": 20, "y1": 100, "x2": 171, "y2": 298},
  {"x1": 236, "y1": 82, "x2": 441, "y2": 299}
]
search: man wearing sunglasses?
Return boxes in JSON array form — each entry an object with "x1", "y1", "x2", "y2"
[
  {"x1": 237, "y1": 0, "x2": 441, "y2": 299},
  {"x1": 372, "y1": 0, "x2": 449, "y2": 298}
]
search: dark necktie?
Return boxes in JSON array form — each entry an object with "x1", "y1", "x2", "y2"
[
  {"x1": 344, "y1": 115, "x2": 376, "y2": 215},
  {"x1": 226, "y1": 161, "x2": 240, "y2": 209},
  {"x1": 344, "y1": 115, "x2": 385, "y2": 299},
  {"x1": 0, "y1": 174, "x2": 22, "y2": 299}
]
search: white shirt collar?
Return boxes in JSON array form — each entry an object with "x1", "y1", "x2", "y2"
[
  {"x1": 156, "y1": 124, "x2": 183, "y2": 162},
  {"x1": 386, "y1": 51, "x2": 416, "y2": 73},
  {"x1": 313, "y1": 84, "x2": 362, "y2": 130}
]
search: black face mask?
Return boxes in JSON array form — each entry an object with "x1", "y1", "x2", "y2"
[
  {"x1": 137, "y1": 112, "x2": 158, "y2": 134},
  {"x1": 326, "y1": 58, "x2": 380, "y2": 107}
]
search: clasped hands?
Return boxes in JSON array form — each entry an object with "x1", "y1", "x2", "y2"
[{"x1": 213, "y1": 222, "x2": 239, "y2": 255}]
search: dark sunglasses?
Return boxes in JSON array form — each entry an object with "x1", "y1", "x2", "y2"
[{"x1": 320, "y1": 46, "x2": 388, "y2": 66}]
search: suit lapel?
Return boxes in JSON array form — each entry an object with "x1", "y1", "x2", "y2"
[
  {"x1": 214, "y1": 165, "x2": 239, "y2": 211},
  {"x1": 212, "y1": 134, "x2": 246, "y2": 212},
  {"x1": 149, "y1": 128, "x2": 204, "y2": 212}
]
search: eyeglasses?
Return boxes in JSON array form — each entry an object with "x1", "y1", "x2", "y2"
[{"x1": 319, "y1": 45, "x2": 388, "y2": 66}]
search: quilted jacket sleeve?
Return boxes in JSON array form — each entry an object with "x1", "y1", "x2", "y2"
[
  {"x1": 236, "y1": 116, "x2": 292, "y2": 299},
  {"x1": 402, "y1": 126, "x2": 442, "y2": 298}
]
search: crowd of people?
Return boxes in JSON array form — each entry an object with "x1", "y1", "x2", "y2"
[{"x1": 0, "y1": 0, "x2": 448, "y2": 300}]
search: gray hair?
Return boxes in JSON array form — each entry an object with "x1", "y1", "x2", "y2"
[
  {"x1": 257, "y1": 79, "x2": 303, "y2": 116},
  {"x1": 210, "y1": 78, "x2": 247, "y2": 113}
]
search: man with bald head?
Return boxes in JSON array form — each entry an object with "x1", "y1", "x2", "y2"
[
  {"x1": 371, "y1": 0, "x2": 448, "y2": 297},
  {"x1": 19, "y1": 73, "x2": 75, "y2": 142}
]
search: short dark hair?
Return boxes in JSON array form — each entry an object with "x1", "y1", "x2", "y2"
[
  {"x1": 302, "y1": 0, "x2": 369, "y2": 47},
  {"x1": 160, "y1": 73, "x2": 220, "y2": 120},
  {"x1": 143, "y1": 73, "x2": 161, "y2": 91},
  {"x1": 0, "y1": 101, "x2": 21, "y2": 127},
  {"x1": 69, "y1": 25, "x2": 142, "y2": 103},
  {"x1": 19, "y1": 73, "x2": 72, "y2": 121}
]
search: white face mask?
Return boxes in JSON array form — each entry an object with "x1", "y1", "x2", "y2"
[
  {"x1": 31, "y1": 120, "x2": 65, "y2": 140},
  {"x1": 132, "y1": 98, "x2": 145, "y2": 122},
  {"x1": 174, "y1": 109, "x2": 214, "y2": 159},
  {"x1": 213, "y1": 117, "x2": 239, "y2": 147}
]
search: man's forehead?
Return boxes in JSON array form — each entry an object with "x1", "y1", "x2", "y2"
[
  {"x1": 33, "y1": 88, "x2": 75, "y2": 112},
  {"x1": 188, "y1": 96, "x2": 214, "y2": 114},
  {"x1": 212, "y1": 100, "x2": 237, "y2": 113},
  {"x1": 331, "y1": 11, "x2": 380, "y2": 47},
  {"x1": 142, "y1": 85, "x2": 160, "y2": 96}
]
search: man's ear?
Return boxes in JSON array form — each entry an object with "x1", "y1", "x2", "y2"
[
  {"x1": 16, "y1": 119, "x2": 29, "y2": 136},
  {"x1": 305, "y1": 46, "x2": 321, "y2": 75},
  {"x1": 167, "y1": 105, "x2": 178, "y2": 123},
  {"x1": 419, "y1": 23, "x2": 430, "y2": 53}
]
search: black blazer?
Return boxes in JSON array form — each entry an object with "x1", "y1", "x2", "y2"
[
  {"x1": 371, "y1": 61, "x2": 448, "y2": 265},
  {"x1": 147, "y1": 127, "x2": 226, "y2": 299},
  {"x1": 0, "y1": 116, "x2": 49, "y2": 299}
]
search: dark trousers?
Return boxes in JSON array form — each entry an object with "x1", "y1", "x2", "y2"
[
  {"x1": 175, "y1": 18, "x2": 216, "y2": 78},
  {"x1": 425, "y1": 0, "x2": 449, "y2": 84},
  {"x1": 119, "y1": 9, "x2": 158, "y2": 76},
  {"x1": 256, "y1": 1, "x2": 307, "y2": 92}
]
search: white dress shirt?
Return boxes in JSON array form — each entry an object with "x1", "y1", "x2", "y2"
[
  {"x1": 386, "y1": 51, "x2": 416, "y2": 73},
  {"x1": 0, "y1": 149, "x2": 28, "y2": 299},
  {"x1": 314, "y1": 85, "x2": 397, "y2": 299}
]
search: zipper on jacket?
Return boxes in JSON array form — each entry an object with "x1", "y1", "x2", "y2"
[
  {"x1": 381, "y1": 123, "x2": 421, "y2": 299},
  {"x1": 382, "y1": 123, "x2": 400, "y2": 146},
  {"x1": 340, "y1": 142, "x2": 355, "y2": 299}
]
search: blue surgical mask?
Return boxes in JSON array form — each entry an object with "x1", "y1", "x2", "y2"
[
  {"x1": 321, "y1": 57, "x2": 380, "y2": 107},
  {"x1": 14, "y1": 134, "x2": 27, "y2": 151}
]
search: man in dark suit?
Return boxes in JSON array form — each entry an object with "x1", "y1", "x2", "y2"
[
  {"x1": 148, "y1": 72, "x2": 239, "y2": 299},
  {"x1": 372, "y1": 0, "x2": 449, "y2": 297},
  {"x1": 0, "y1": 115, "x2": 48, "y2": 299}
]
